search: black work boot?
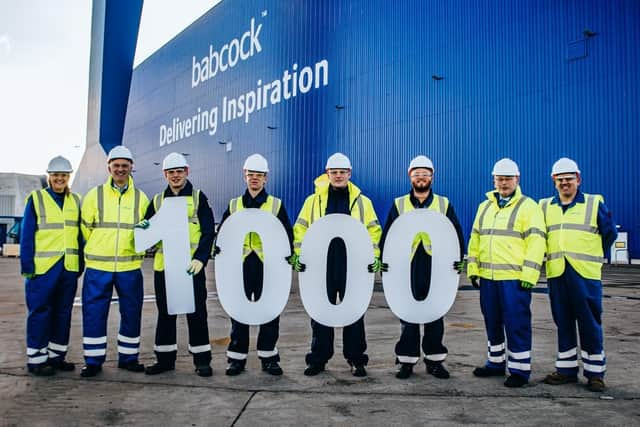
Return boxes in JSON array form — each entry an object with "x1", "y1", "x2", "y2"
[
  {"x1": 303, "y1": 364, "x2": 325, "y2": 376},
  {"x1": 30, "y1": 364, "x2": 56, "y2": 376},
  {"x1": 426, "y1": 362, "x2": 450, "y2": 379},
  {"x1": 262, "y1": 360, "x2": 283, "y2": 376},
  {"x1": 118, "y1": 360, "x2": 145, "y2": 372},
  {"x1": 504, "y1": 374, "x2": 528, "y2": 388},
  {"x1": 395, "y1": 363, "x2": 413, "y2": 379},
  {"x1": 80, "y1": 364, "x2": 102, "y2": 378},
  {"x1": 195, "y1": 365, "x2": 213, "y2": 377},
  {"x1": 225, "y1": 360, "x2": 245, "y2": 376},
  {"x1": 49, "y1": 359, "x2": 75, "y2": 371},
  {"x1": 352, "y1": 365, "x2": 367, "y2": 377},
  {"x1": 145, "y1": 361, "x2": 175, "y2": 375},
  {"x1": 473, "y1": 366, "x2": 505, "y2": 377}
]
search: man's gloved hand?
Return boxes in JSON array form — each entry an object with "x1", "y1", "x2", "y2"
[
  {"x1": 520, "y1": 281, "x2": 535, "y2": 290},
  {"x1": 22, "y1": 272, "x2": 36, "y2": 280},
  {"x1": 135, "y1": 219, "x2": 150, "y2": 229},
  {"x1": 453, "y1": 260, "x2": 467, "y2": 274},
  {"x1": 367, "y1": 257, "x2": 389, "y2": 273},
  {"x1": 212, "y1": 245, "x2": 221, "y2": 258},
  {"x1": 470, "y1": 275, "x2": 480, "y2": 289},
  {"x1": 285, "y1": 254, "x2": 306, "y2": 272},
  {"x1": 186, "y1": 259, "x2": 204, "y2": 275}
]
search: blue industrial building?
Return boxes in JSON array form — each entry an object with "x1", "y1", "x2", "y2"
[{"x1": 74, "y1": 0, "x2": 640, "y2": 258}]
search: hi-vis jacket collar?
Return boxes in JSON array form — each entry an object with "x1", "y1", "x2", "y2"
[
  {"x1": 551, "y1": 189, "x2": 584, "y2": 206},
  {"x1": 313, "y1": 174, "x2": 362, "y2": 203},
  {"x1": 108, "y1": 175, "x2": 133, "y2": 193},
  {"x1": 487, "y1": 186, "x2": 522, "y2": 207}
]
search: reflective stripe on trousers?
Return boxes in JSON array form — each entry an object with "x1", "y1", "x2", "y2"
[
  {"x1": 548, "y1": 262, "x2": 606, "y2": 378},
  {"x1": 82, "y1": 268, "x2": 143, "y2": 365},
  {"x1": 479, "y1": 279, "x2": 532, "y2": 379}
]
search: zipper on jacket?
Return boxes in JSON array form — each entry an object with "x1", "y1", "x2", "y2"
[
  {"x1": 489, "y1": 201, "x2": 499, "y2": 280},
  {"x1": 114, "y1": 191, "x2": 122, "y2": 271}
]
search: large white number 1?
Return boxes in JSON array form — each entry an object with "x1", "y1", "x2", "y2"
[{"x1": 134, "y1": 197, "x2": 195, "y2": 315}]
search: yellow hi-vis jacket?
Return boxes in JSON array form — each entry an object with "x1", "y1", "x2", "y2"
[
  {"x1": 152, "y1": 189, "x2": 201, "y2": 271},
  {"x1": 394, "y1": 193, "x2": 449, "y2": 259},
  {"x1": 30, "y1": 189, "x2": 81, "y2": 274},
  {"x1": 293, "y1": 175, "x2": 382, "y2": 257},
  {"x1": 467, "y1": 186, "x2": 546, "y2": 284},
  {"x1": 539, "y1": 193, "x2": 605, "y2": 280},
  {"x1": 81, "y1": 176, "x2": 149, "y2": 272},
  {"x1": 229, "y1": 194, "x2": 282, "y2": 261}
]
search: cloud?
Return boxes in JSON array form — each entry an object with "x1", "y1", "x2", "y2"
[{"x1": 0, "y1": 35, "x2": 11, "y2": 60}]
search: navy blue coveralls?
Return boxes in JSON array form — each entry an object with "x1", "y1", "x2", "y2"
[
  {"x1": 547, "y1": 191, "x2": 617, "y2": 379},
  {"x1": 21, "y1": 188, "x2": 84, "y2": 369}
]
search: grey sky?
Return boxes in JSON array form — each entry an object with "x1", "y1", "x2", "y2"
[{"x1": 0, "y1": 0, "x2": 219, "y2": 175}]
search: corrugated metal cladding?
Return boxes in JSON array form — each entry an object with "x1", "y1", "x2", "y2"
[
  {"x1": 121, "y1": 0, "x2": 640, "y2": 257},
  {"x1": 0, "y1": 195, "x2": 15, "y2": 216}
]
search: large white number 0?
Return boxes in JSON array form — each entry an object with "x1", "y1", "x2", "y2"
[
  {"x1": 298, "y1": 214, "x2": 375, "y2": 327},
  {"x1": 215, "y1": 209, "x2": 292, "y2": 325},
  {"x1": 382, "y1": 210, "x2": 460, "y2": 324},
  {"x1": 134, "y1": 197, "x2": 195, "y2": 315}
]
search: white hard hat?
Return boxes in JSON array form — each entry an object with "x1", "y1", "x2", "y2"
[
  {"x1": 162, "y1": 152, "x2": 189, "y2": 170},
  {"x1": 243, "y1": 153, "x2": 269, "y2": 172},
  {"x1": 46, "y1": 156, "x2": 73, "y2": 173},
  {"x1": 492, "y1": 158, "x2": 520, "y2": 176},
  {"x1": 551, "y1": 157, "x2": 580, "y2": 176},
  {"x1": 325, "y1": 152, "x2": 352, "y2": 169},
  {"x1": 408, "y1": 155, "x2": 434, "y2": 173},
  {"x1": 107, "y1": 145, "x2": 133, "y2": 162}
]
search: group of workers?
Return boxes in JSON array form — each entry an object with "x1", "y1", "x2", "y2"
[{"x1": 21, "y1": 146, "x2": 616, "y2": 393}]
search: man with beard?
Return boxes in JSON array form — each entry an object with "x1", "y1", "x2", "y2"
[
  {"x1": 139, "y1": 152, "x2": 215, "y2": 377},
  {"x1": 379, "y1": 155, "x2": 465, "y2": 380}
]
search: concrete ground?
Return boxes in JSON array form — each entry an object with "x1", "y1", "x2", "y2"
[{"x1": 0, "y1": 257, "x2": 639, "y2": 426}]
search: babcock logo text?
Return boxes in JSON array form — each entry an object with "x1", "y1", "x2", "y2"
[
  {"x1": 192, "y1": 17, "x2": 263, "y2": 88},
  {"x1": 159, "y1": 11, "x2": 329, "y2": 147}
]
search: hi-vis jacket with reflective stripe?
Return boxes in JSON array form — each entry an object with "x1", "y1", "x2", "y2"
[
  {"x1": 81, "y1": 176, "x2": 149, "y2": 272},
  {"x1": 152, "y1": 189, "x2": 201, "y2": 271},
  {"x1": 293, "y1": 176, "x2": 382, "y2": 257},
  {"x1": 467, "y1": 186, "x2": 546, "y2": 284},
  {"x1": 229, "y1": 194, "x2": 282, "y2": 261},
  {"x1": 539, "y1": 193, "x2": 605, "y2": 280},
  {"x1": 394, "y1": 193, "x2": 449, "y2": 258},
  {"x1": 30, "y1": 189, "x2": 81, "y2": 274}
]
